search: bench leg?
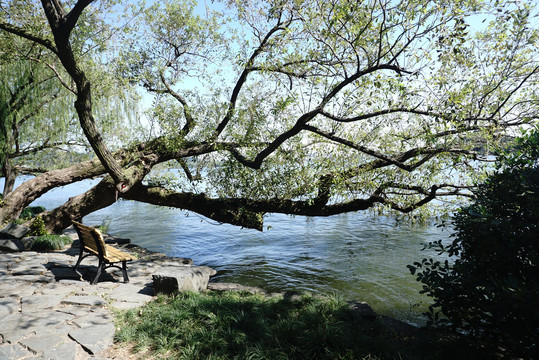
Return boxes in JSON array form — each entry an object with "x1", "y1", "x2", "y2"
[
  {"x1": 74, "y1": 249, "x2": 84, "y2": 279},
  {"x1": 121, "y1": 261, "x2": 129, "y2": 283},
  {"x1": 92, "y1": 259, "x2": 104, "y2": 285}
]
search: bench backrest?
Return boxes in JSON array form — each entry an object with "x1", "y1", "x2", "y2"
[{"x1": 71, "y1": 221, "x2": 108, "y2": 257}]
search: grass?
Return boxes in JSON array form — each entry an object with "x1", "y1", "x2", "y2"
[
  {"x1": 113, "y1": 291, "x2": 494, "y2": 360},
  {"x1": 30, "y1": 234, "x2": 73, "y2": 251}
]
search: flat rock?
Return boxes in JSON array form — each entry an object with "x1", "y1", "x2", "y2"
[{"x1": 69, "y1": 323, "x2": 115, "y2": 355}]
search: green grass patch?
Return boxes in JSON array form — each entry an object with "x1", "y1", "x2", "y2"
[
  {"x1": 114, "y1": 291, "x2": 499, "y2": 360},
  {"x1": 30, "y1": 234, "x2": 73, "y2": 251},
  {"x1": 114, "y1": 291, "x2": 395, "y2": 360}
]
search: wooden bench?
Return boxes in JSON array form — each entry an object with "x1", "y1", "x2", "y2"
[{"x1": 71, "y1": 221, "x2": 136, "y2": 284}]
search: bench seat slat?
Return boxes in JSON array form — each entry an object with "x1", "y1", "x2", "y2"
[{"x1": 104, "y1": 245, "x2": 136, "y2": 263}]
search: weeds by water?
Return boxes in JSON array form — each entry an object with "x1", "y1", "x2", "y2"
[{"x1": 113, "y1": 291, "x2": 493, "y2": 360}]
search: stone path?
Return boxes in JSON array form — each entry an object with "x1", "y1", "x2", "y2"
[{"x1": 0, "y1": 234, "x2": 215, "y2": 360}]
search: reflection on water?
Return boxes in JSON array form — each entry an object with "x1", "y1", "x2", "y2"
[{"x1": 3, "y1": 176, "x2": 452, "y2": 325}]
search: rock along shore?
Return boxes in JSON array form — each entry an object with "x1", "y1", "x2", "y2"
[{"x1": 0, "y1": 223, "x2": 418, "y2": 359}]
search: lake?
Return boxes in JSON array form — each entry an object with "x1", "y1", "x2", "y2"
[{"x1": 3, "y1": 176, "x2": 453, "y2": 325}]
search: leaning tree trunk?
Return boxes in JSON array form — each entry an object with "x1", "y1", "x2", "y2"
[
  {"x1": 41, "y1": 177, "x2": 118, "y2": 233},
  {"x1": 1, "y1": 157, "x2": 16, "y2": 196},
  {"x1": 0, "y1": 157, "x2": 106, "y2": 223}
]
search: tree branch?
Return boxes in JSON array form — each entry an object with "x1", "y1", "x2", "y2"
[{"x1": 0, "y1": 21, "x2": 58, "y2": 55}]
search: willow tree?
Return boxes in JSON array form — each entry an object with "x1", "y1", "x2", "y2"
[
  {"x1": 0, "y1": 0, "x2": 139, "y2": 222},
  {"x1": 0, "y1": 35, "x2": 80, "y2": 195},
  {"x1": 0, "y1": 0, "x2": 537, "y2": 233}
]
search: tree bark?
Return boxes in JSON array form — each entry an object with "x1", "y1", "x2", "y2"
[
  {"x1": 1, "y1": 157, "x2": 16, "y2": 195},
  {"x1": 0, "y1": 157, "x2": 106, "y2": 222},
  {"x1": 40, "y1": 0, "x2": 130, "y2": 192},
  {"x1": 42, "y1": 177, "x2": 117, "y2": 233}
]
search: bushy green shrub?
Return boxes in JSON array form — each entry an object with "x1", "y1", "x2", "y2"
[
  {"x1": 19, "y1": 206, "x2": 46, "y2": 220},
  {"x1": 28, "y1": 215, "x2": 48, "y2": 236},
  {"x1": 30, "y1": 234, "x2": 73, "y2": 251},
  {"x1": 408, "y1": 128, "x2": 539, "y2": 356}
]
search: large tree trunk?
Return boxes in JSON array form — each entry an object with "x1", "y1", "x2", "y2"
[
  {"x1": 0, "y1": 157, "x2": 106, "y2": 223},
  {"x1": 1, "y1": 157, "x2": 16, "y2": 195},
  {"x1": 42, "y1": 176, "x2": 117, "y2": 233}
]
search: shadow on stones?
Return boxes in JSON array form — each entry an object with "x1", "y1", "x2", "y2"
[{"x1": 44, "y1": 261, "x2": 116, "y2": 283}]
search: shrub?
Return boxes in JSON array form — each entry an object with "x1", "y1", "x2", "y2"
[
  {"x1": 408, "y1": 128, "x2": 539, "y2": 357},
  {"x1": 30, "y1": 234, "x2": 73, "y2": 251},
  {"x1": 28, "y1": 215, "x2": 48, "y2": 236},
  {"x1": 19, "y1": 206, "x2": 46, "y2": 220}
]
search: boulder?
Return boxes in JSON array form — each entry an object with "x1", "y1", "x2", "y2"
[
  {"x1": 153, "y1": 266, "x2": 217, "y2": 295},
  {"x1": 0, "y1": 239, "x2": 25, "y2": 252},
  {"x1": 0, "y1": 223, "x2": 30, "y2": 239},
  {"x1": 21, "y1": 236, "x2": 38, "y2": 250},
  {"x1": 349, "y1": 301, "x2": 377, "y2": 321}
]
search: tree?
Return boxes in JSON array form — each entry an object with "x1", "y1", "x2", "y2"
[
  {"x1": 0, "y1": 36, "x2": 77, "y2": 195},
  {"x1": 408, "y1": 126, "x2": 539, "y2": 357},
  {"x1": 0, "y1": 0, "x2": 537, "y2": 233},
  {"x1": 0, "y1": 0, "x2": 139, "y2": 222}
]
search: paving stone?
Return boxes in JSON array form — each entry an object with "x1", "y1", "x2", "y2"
[
  {"x1": 106, "y1": 284, "x2": 153, "y2": 304},
  {"x1": 0, "y1": 297, "x2": 20, "y2": 316},
  {"x1": 21, "y1": 294, "x2": 64, "y2": 312},
  {"x1": 0, "y1": 343, "x2": 32, "y2": 359},
  {"x1": 19, "y1": 332, "x2": 69, "y2": 354},
  {"x1": 0, "y1": 281, "x2": 41, "y2": 297},
  {"x1": 69, "y1": 323, "x2": 115, "y2": 355},
  {"x1": 34, "y1": 282, "x2": 81, "y2": 296},
  {"x1": 12, "y1": 274, "x2": 56, "y2": 283},
  {"x1": 42, "y1": 339, "x2": 79, "y2": 360},
  {"x1": 0, "y1": 311, "x2": 75, "y2": 343},
  {"x1": 109, "y1": 301, "x2": 143, "y2": 310},
  {"x1": 58, "y1": 279, "x2": 85, "y2": 285},
  {"x1": 49, "y1": 266, "x2": 82, "y2": 281},
  {"x1": 62, "y1": 295, "x2": 107, "y2": 307},
  {"x1": 10, "y1": 263, "x2": 48, "y2": 276},
  {"x1": 73, "y1": 311, "x2": 112, "y2": 328},
  {"x1": 56, "y1": 305, "x2": 95, "y2": 317}
]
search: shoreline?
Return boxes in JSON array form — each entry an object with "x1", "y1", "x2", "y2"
[{"x1": 1, "y1": 223, "x2": 421, "y2": 358}]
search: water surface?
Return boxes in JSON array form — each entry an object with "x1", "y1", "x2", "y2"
[{"x1": 3, "y1": 177, "x2": 452, "y2": 325}]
